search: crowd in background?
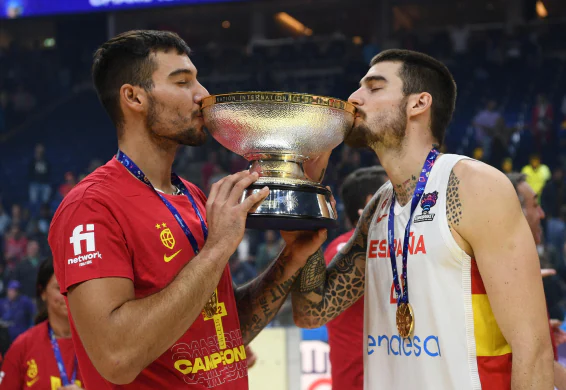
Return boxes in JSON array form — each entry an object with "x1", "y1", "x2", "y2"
[{"x1": 1, "y1": 20, "x2": 566, "y2": 354}]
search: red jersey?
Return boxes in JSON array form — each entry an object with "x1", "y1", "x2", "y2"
[
  {"x1": 323, "y1": 230, "x2": 363, "y2": 390},
  {"x1": 48, "y1": 158, "x2": 248, "y2": 389},
  {"x1": 0, "y1": 321, "x2": 82, "y2": 390}
]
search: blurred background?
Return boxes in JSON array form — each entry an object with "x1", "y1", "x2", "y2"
[{"x1": 1, "y1": 0, "x2": 566, "y2": 388}]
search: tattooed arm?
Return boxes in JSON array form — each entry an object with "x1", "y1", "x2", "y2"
[
  {"x1": 291, "y1": 194, "x2": 380, "y2": 328},
  {"x1": 234, "y1": 230, "x2": 327, "y2": 345}
]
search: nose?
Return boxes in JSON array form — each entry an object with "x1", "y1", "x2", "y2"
[
  {"x1": 538, "y1": 205, "x2": 546, "y2": 220},
  {"x1": 194, "y1": 80, "x2": 210, "y2": 104},
  {"x1": 348, "y1": 88, "x2": 363, "y2": 107}
]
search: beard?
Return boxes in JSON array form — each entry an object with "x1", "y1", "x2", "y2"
[
  {"x1": 345, "y1": 97, "x2": 408, "y2": 150},
  {"x1": 146, "y1": 95, "x2": 207, "y2": 147}
]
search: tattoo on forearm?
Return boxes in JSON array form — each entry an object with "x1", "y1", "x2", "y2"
[
  {"x1": 291, "y1": 195, "x2": 380, "y2": 328},
  {"x1": 447, "y1": 170, "x2": 462, "y2": 228},
  {"x1": 235, "y1": 257, "x2": 300, "y2": 345},
  {"x1": 299, "y1": 250, "x2": 326, "y2": 294}
]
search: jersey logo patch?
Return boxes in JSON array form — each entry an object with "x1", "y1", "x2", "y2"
[{"x1": 414, "y1": 191, "x2": 438, "y2": 223}]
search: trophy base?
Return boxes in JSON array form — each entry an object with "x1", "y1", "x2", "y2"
[{"x1": 242, "y1": 182, "x2": 337, "y2": 231}]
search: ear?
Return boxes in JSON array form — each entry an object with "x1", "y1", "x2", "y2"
[
  {"x1": 407, "y1": 92, "x2": 432, "y2": 119},
  {"x1": 119, "y1": 84, "x2": 147, "y2": 114},
  {"x1": 41, "y1": 290, "x2": 47, "y2": 302}
]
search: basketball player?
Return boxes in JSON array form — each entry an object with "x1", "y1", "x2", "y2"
[
  {"x1": 507, "y1": 172, "x2": 566, "y2": 390},
  {"x1": 48, "y1": 30, "x2": 326, "y2": 389},
  {"x1": 324, "y1": 166, "x2": 388, "y2": 390},
  {"x1": 291, "y1": 49, "x2": 553, "y2": 389}
]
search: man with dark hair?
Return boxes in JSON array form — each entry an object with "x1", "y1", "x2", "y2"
[
  {"x1": 507, "y1": 172, "x2": 566, "y2": 390},
  {"x1": 48, "y1": 30, "x2": 326, "y2": 389},
  {"x1": 292, "y1": 49, "x2": 553, "y2": 389},
  {"x1": 324, "y1": 166, "x2": 387, "y2": 390}
]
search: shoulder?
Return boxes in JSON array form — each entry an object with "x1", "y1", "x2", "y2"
[
  {"x1": 450, "y1": 159, "x2": 522, "y2": 233},
  {"x1": 181, "y1": 178, "x2": 207, "y2": 205},
  {"x1": 452, "y1": 159, "x2": 515, "y2": 196},
  {"x1": 50, "y1": 160, "x2": 126, "y2": 228},
  {"x1": 10, "y1": 322, "x2": 47, "y2": 351}
]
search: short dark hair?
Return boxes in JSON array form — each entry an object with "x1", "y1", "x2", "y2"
[
  {"x1": 506, "y1": 172, "x2": 527, "y2": 207},
  {"x1": 35, "y1": 257, "x2": 54, "y2": 324},
  {"x1": 370, "y1": 49, "x2": 457, "y2": 147},
  {"x1": 92, "y1": 30, "x2": 192, "y2": 130},
  {"x1": 340, "y1": 166, "x2": 388, "y2": 225}
]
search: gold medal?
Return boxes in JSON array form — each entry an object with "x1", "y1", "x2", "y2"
[
  {"x1": 396, "y1": 302, "x2": 414, "y2": 338},
  {"x1": 203, "y1": 290, "x2": 218, "y2": 318}
]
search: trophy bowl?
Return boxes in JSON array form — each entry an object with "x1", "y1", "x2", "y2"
[{"x1": 202, "y1": 91, "x2": 355, "y2": 231}]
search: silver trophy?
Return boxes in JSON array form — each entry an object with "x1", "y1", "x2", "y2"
[{"x1": 202, "y1": 92, "x2": 354, "y2": 231}]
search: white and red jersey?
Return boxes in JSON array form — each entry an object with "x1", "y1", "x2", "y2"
[{"x1": 364, "y1": 154, "x2": 512, "y2": 390}]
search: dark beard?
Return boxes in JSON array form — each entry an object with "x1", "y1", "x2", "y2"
[
  {"x1": 345, "y1": 98, "x2": 408, "y2": 149},
  {"x1": 146, "y1": 95, "x2": 207, "y2": 147}
]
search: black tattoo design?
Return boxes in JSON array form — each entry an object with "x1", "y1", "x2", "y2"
[
  {"x1": 235, "y1": 257, "x2": 300, "y2": 345},
  {"x1": 395, "y1": 175, "x2": 418, "y2": 207},
  {"x1": 291, "y1": 196, "x2": 380, "y2": 328},
  {"x1": 299, "y1": 250, "x2": 326, "y2": 294},
  {"x1": 447, "y1": 170, "x2": 462, "y2": 228}
]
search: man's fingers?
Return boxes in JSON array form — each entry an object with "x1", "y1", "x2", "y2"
[
  {"x1": 241, "y1": 186, "x2": 270, "y2": 212},
  {"x1": 227, "y1": 172, "x2": 259, "y2": 205},
  {"x1": 215, "y1": 171, "x2": 250, "y2": 203},
  {"x1": 541, "y1": 268, "x2": 557, "y2": 278},
  {"x1": 207, "y1": 177, "x2": 225, "y2": 206}
]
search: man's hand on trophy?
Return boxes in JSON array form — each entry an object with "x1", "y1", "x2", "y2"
[
  {"x1": 304, "y1": 150, "x2": 332, "y2": 183},
  {"x1": 280, "y1": 229, "x2": 328, "y2": 266},
  {"x1": 204, "y1": 171, "x2": 270, "y2": 257}
]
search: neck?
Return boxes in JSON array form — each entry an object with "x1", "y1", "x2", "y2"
[
  {"x1": 373, "y1": 136, "x2": 437, "y2": 207},
  {"x1": 49, "y1": 312, "x2": 71, "y2": 338},
  {"x1": 118, "y1": 131, "x2": 178, "y2": 194}
]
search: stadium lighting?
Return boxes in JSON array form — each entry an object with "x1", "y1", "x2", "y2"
[
  {"x1": 275, "y1": 12, "x2": 313, "y2": 36},
  {"x1": 536, "y1": 0, "x2": 548, "y2": 18},
  {"x1": 43, "y1": 38, "x2": 56, "y2": 48}
]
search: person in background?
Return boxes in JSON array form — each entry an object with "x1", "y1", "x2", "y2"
[
  {"x1": 472, "y1": 100, "x2": 502, "y2": 162},
  {"x1": 58, "y1": 172, "x2": 77, "y2": 200},
  {"x1": 0, "y1": 258, "x2": 83, "y2": 389},
  {"x1": 3, "y1": 225, "x2": 28, "y2": 270},
  {"x1": 531, "y1": 93, "x2": 554, "y2": 154},
  {"x1": 229, "y1": 253, "x2": 257, "y2": 286},
  {"x1": 522, "y1": 154, "x2": 551, "y2": 198},
  {"x1": 12, "y1": 240, "x2": 41, "y2": 298},
  {"x1": 542, "y1": 168, "x2": 566, "y2": 268},
  {"x1": 501, "y1": 157, "x2": 514, "y2": 174},
  {"x1": 28, "y1": 144, "x2": 51, "y2": 213},
  {"x1": 0, "y1": 281, "x2": 35, "y2": 343},
  {"x1": 0, "y1": 204, "x2": 11, "y2": 237},
  {"x1": 255, "y1": 230, "x2": 283, "y2": 273},
  {"x1": 506, "y1": 172, "x2": 566, "y2": 389},
  {"x1": 324, "y1": 166, "x2": 388, "y2": 390}
]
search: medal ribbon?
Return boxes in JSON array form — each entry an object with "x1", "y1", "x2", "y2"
[
  {"x1": 48, "y1": 324, "x2": 77, "y2": 386},
  {"x1": 388, "y1": 148, "x2": 439, "y2": 305},
  {"x1": 116, "y1": 150, "x2": 208, "y2": 255}
]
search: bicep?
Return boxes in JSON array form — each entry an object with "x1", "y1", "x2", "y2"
[
  {"x1": 67, "y1": 277, "x2": 135, "y2": 358},
  {"x1": 459, "y1": 165, "x2": 549, "y2": 347}
]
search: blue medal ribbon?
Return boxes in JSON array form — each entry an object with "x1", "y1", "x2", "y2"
[
  {"x1": 48, "y1": 324, "x2": 77, "y2": 386},
  {"x1": 388, "y1": 148, "x2": 439, "y2": 305},
  {"x1": 116, "y1": 150, "x2": 208, "y2": 255}
]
